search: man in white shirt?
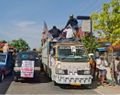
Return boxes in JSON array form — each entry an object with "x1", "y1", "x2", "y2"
[
  {"x1": 96, "y1": 55, "x2": 108, "y2": 86},
  {"x1": 63, "y1": 25, "x2": 75, "y2": 39}
]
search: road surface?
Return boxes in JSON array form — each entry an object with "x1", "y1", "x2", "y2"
[{"x1": 0, "y1": 72, "x2": 120, "y2": 94}]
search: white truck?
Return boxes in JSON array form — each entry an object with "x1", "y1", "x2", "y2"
[{"x1": 42, "y1": 39, "x2": 93, "y2": 86}]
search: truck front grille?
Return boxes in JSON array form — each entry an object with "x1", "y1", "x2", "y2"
[
  {"x1": 77, "y1": 70, "x2": 84, "y2": 75},
  {"x1": 64, "y1": 70, "x2": 68, "y2": 75}
]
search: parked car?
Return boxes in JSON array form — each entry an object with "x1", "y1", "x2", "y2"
[
  {"x1": 14, "y1": 51, "x2": 41, "y2": 82},
  {"x1": 0, "y1": 53, "x2": 13, "y2": 82}
]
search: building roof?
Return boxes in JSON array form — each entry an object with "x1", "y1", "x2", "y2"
[
  {"x1": 0, "y1": 42, "x2": 15, "y2": 49},
  {"x1": 107, "y1": 44, "x2": 120, "y2": 51}
]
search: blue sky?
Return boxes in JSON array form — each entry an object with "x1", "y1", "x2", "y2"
[{"x1": 0, "y1": 0, "x2": 111, "y2": 49}]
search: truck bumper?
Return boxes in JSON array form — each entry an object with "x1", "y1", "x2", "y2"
[
  {"x1": 14, "y1": 67, "x2": 41, "y2": 71},
  {"x1": 54, "y1": 75, "x2": 93, "y2": 85}
]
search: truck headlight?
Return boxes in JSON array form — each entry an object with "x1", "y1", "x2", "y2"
[
  {"x1": 55, "y1": 63, "x2": 68, "y2": 74},
  {"x1": 84, "y1": 70, "x2": 90, "y2": 74},
  {"x1": 56, "y1": 69, "x2": 68, "y2": 75}
]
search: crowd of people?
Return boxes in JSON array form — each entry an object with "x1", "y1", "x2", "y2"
[
  {"x1": 41, "y1": 15, "x2": 79, "y2": 45},
  {"x1": 42, "y1": 15, "x2": 120, "y2": 87},
  {"x1": 89, "y1": 54, "x2": 120, "y2": 86}
]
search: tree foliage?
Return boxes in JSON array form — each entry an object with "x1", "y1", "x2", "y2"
[
  {"x1": 10, "y1": 38, "x2": 30, "y2": 52},
  {"x1": 82, "y1": 35, "x2": 99, "y2": 54},
  {"x1": 91, "y1": 0, "x2": 120, "y2": 46},
  {"x1": 0, "y1": 40, "x2": 7, "y2": 43}
]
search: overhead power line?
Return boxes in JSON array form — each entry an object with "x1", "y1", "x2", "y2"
[{"x1": 79, "y1": 0, "x2": 98, "y2": 14}]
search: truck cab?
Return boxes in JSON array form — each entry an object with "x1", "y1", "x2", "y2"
[{"x1": 42, "y1": 40, "x2": 93, "y2": 86}]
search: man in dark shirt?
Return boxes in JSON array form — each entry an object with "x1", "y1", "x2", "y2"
[
  {"x1": 49, "y1": 26, "x2": 61, "y2": 38},
  {"x1": 64, "y1": 15, "x2": 78, "y2": 31}
]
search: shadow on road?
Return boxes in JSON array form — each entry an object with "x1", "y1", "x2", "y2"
[
  {"x1": 59, "y1": 81, "x2": 98, "y2": 90},
  {"x1": 0, "y1": 75, "x2": 13, "y2": 94},
  {"x1": 17, "y1": 72, "x2": 52, "y2": 84}
]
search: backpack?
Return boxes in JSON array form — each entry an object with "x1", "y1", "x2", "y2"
[{"x1": 117, "y1": 62, "x2": 120, "y2": 71}]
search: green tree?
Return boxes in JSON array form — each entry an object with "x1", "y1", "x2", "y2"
[
  {"x1": 91, "y1": 0, "x2": 120, "y2": 48},
  {"x1": 0, "y1": 40, "x2": 7, "y2": 43},
  {"x1": 10, "y1": 38, "x2": 30, "y2": 52},
  {"x1": 82, "y1": 35, "x2": 99, "y2": 54}
]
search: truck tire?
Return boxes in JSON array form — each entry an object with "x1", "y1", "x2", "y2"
[
  {"x1": 47, "y1": 68, "x2": 51, "y2": 78},
  {"x1": 40, "y1": 63, "x2": 44, "y2": 72},
  {"x1": 86, "y1": 84, "x2": 93, "y2": 89},
  {"x1": 54, "y1": 81, "x2": 59, "y2": 86}
]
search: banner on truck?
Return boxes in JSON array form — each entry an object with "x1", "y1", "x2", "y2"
[{"x1": 21, "y1": 60, "x2": 34, "y2": 78}]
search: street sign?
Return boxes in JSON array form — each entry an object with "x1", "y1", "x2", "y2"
[{"x1": 82, "y1": 20, "x2": 91, "y2": 32}]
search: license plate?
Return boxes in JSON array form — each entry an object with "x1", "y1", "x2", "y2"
[
  {"x1": 21, "y1": 72, "x2": 34, "y2": 78},
  {"x1": 70, "y1": 83, "x2": 81, "y2": 86}
]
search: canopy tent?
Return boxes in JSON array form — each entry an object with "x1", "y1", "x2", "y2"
[{"x1": 96, "y1": 47, "x2": 107, "y2": 52}]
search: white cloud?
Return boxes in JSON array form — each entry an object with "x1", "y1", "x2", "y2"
[
  {"x1": 0, "y1": 20, "x2": 43, "y2": 49},
  {"x1": 15, "y1": 21, "x2": 37, "y2": 28}
]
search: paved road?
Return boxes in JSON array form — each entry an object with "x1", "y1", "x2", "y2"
[
  {"x1": 0, "y1": 76, "x2": 13, "y2": 94},
  {"x1": 1, "y1": 72, "x2": 120, "y2": 94},
  {"x1": 5, "y1": 72, "x2": 99, "y2": 94}
]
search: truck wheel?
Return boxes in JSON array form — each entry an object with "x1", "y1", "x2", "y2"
[
  {"x1": 48, "y1": 69, "x2": 51, "y2": 78},
  {"x1": 43, "y1": 65, "x2": 47, "y2": 73},
  {"x1": 0, "y1": 74, "x2": 4, "y2": 82},
  {"x1": 54, "y1": 81, "x2": 59, "y2": 86},
  {"x1": 87, "y1": 84, "x2": 93, "y2": 89},
  {"x1": 40, "y1": 63, "x2": 44, "y2": 72}
]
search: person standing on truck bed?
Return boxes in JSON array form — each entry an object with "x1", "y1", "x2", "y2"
[
  {"x1": 64, "y1": 15, "x2": 78, "y2": 32},
  {"x1": 63, "y1": 25, "x2": 75, "y2": 39},
  {"x1": 49, "y1": 26, "x2": 61, "y2": 39}
]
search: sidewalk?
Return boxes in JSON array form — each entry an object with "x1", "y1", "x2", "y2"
[{"x1": 95, "y1": 85, "x2": 120, "y2": 95}]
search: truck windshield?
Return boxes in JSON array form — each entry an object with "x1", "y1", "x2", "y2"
[
  {"x1": 20, "y1": 52, "x2": 38, "y2": 60},
  {"x1": 58, "y1": 46, "x2": 88, "y2": 62},
  {"x1": 0, "y1": 54, "x2": 6, "y2": 63}
]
